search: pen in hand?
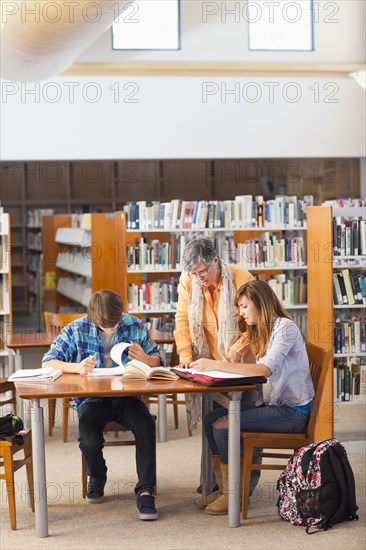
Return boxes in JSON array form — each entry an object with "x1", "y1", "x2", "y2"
[{"x1": 80, "y1": 355, "x2": 96, "y2": 376}]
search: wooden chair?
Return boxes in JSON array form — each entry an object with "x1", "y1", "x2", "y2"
[
  {"x1": 81, "y1": 419, "x2": 157, "y2": 497},
  {"x1": 0, "y1": 377, "x2": 17, "y2": 415},
  {"x1": 240, "y1": 342, "x2": 332, "y2": 519},
  {"x1": 142, "y1": 341, "x2": 192, "y2": 436},
  {"x1": 0, "y1": 379, "x2": 35, "y2": 529},
  {"x1": 44, "y1": 311, "x2": 84, "y2": 441}
]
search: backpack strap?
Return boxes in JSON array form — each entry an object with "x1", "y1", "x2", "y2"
[{"x1": 324, "y1": 445, "x2": 359, "y2": 528}]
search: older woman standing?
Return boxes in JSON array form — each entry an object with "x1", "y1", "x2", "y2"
[
  {"x1": 174, "y1": 238, "x2": 253, "y2": 367},
  {"x1": 174, "y1": 238, "x2": 254, "y2": 506}
]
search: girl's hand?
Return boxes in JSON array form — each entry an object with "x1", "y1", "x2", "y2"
[
  {"x1": 189, "y1": 358, "x2": 218, "y2": 371},
  {"x1": 128, "y1": 342, "x2": 149, "y2": 364},
  {"x1": 79, "y1": 355, "x2": 96, "y2": 375}
]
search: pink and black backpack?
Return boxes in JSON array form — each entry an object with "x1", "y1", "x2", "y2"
[{"x1": 277, "y1": 439, "x2": 359, "y2": 534}]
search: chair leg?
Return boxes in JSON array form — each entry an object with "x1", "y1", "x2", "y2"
[
  {"x1": 81, "y1": 455, "x2": 87, "y2": 498},
  {"x1": 62, "y1": 399, "x2": 69, "y2": 443},
  {"x1": 172, "y1": 394, "x2": 179, "y2": 429},
  {"x1": 3, "y1": 447, "x2": 17, "y2": 530},
  {"x1": 241, "y1": 441, "x2": 254, "y2": 520},
  {"x1": 48, "y1": 398, "x2": 56, "y2": 436},
  {"x1": 185, "y1": 403, "x2": 192, "y2": 437}
]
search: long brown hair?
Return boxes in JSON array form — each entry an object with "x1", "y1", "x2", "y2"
[{"x1": 235, "y1": 279, "x2": 297, "y2": 359}]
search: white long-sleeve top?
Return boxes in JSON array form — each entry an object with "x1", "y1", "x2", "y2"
[{"x1": 259, "y1": 317, "x2": 314, "y2": 407}]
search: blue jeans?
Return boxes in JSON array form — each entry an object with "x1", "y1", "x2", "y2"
[
  {"x1": 204, "y1": 402, "x2": 310, "y2": 493},
  {"x1": 78, "y1": 396, "x2": 156, "y2": 496}
]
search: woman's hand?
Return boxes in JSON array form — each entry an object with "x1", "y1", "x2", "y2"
[
  {"x1": 177, "y1": 362, "x2": 192, "y2": 369},
  {"x1": 79, "y1": 356, "x2": 96, "y2": 375},
  {"x1": 189, "y1": 358, "x2": 219, "y2": 371}
]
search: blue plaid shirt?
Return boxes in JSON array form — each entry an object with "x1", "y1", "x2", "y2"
[{"x1": 42, "y1": 314, "x2": 162, "y2": 408}]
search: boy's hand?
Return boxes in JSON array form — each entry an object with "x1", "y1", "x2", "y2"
[
  {"x1": 128, "y1": 342, "x2": 149, "y2": 364},
  {"x1": 79, "y1": 356, "x2": 96, "y2": 375}
]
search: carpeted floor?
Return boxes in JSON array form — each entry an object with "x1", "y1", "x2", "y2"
[{"x1": 1, "y1": 402, "x2": 365, "y2": 550}]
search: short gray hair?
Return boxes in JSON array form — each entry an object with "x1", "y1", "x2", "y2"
[{"x1": 182, "y1": 238, "x2": 221, "y2": 272}]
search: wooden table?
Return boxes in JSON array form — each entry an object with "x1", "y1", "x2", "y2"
[
  {"x1": 6, "y1": 329, "x2": 175, "y2": 441},
  {"x1": 14, "y1": 375, "x2": 253, "y2": 537}
]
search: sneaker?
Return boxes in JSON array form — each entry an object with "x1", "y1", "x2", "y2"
[
  {"x1": 136, "y1": 493, "x2": 158, "y2": 521},
  {"x1": 86, "y1": 476, "x2": 106, "y2": 503}
]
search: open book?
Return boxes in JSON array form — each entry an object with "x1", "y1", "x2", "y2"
[
  {"x1": 8, "y1": 367, "x2": 63, "y2": 383},
  {"x1": 121, "y1": 359, "x2": 178, "y2": 380}
]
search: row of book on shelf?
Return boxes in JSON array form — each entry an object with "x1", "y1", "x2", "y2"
[
  {"x1": 126, "y1": 233, "x2": 306, "y2": 271},
  {"x1": 142, "y1": 312, "x2": 307, "y2": 341},
  {"x1": 123, "y1": 195, "x2": 313, "y2": 231},
  {"x1": 127, "y1": 272, "x2": 307, "y2": 313},
  {"x1": 334, "y1": 315, "x2": 366, "y2": 354},
  {"x1": 334, "y1": 357, "x2": 366, "y2": 402},
  {"x1": 128, "y1": 279, "x2": 179, "y2": 312},
  {"x1": 333, "y1": 270, "x2": 366, "y2": 306},
  {"x1": 0, "y1": 204, "x2": 8, "y2": 234},
  {"x1": 332, "y1": 215, "x2": 366, "y2": 256}
]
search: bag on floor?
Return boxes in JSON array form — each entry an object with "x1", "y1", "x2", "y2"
[
  {"x1": 0, "y1": 413, "x2": 24, "y2": 445},
  {"x1": 277, "y1": 438, "x2": 359, "y2": 533}
]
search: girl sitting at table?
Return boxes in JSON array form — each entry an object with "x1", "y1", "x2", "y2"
[{"x1": 190, "y1": 279, "x2": 314, "y2": 515}]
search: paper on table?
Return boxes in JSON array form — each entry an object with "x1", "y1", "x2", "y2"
[
  {"x1": 110, "y1": 342, "x2": 131, "y2": 366},
  {"x1": 87, "y1": 366, "x2": 125, "y2": 377}
]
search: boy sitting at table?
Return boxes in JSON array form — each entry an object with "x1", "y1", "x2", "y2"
[{"x1": 42, "y1": 289, "x2": 162, "y2": 521}]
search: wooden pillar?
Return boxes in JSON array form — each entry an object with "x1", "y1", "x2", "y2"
[{"x1": 307, "y1": 206, "x2": 334, "y2": 440}]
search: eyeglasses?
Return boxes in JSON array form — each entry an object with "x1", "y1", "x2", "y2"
[{"x1": 189, "y1": 265, "x2": 211, "y2": 279}]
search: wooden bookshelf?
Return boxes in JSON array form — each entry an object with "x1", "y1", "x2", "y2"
[{"x1": 43, "y1": 212, "x2": 124, "y2": 313}]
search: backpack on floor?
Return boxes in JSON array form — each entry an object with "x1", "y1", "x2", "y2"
[
  {"x1": 0, "y1": 413, "x2": 24, "y2": 445},
  {"x1": 277, "y1": 438, "x2": 359, "y2": 534}
]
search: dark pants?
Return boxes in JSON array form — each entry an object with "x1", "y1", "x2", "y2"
[{"x1": 78, "y1": 396, "x2": 156, "y2": 496}]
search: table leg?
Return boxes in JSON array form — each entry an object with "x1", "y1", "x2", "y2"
[
  {"x1": 31, "y1": 398, "x2": 48, "y2": 538},
  {"x1": 228, "y1": 391, "x2": 242, "y2": 528},
  {"x1": 157, "y1": 394, "x2": 167, "y2": 442},
  {"x1": 7, "y1": 348, "x2": 14, "y2": 376}
]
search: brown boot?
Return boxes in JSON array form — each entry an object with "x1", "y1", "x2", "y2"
[
  {"x1": 195, "y1": 456, "x2": 223, "y2": 510},
  {"x1": 204, "y1": 463, "x2": 228, "y2": 515}
]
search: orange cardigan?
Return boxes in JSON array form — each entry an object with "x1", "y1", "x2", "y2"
[{"x1": 174, "y1": 264, "x2": 253, "y2": 363}]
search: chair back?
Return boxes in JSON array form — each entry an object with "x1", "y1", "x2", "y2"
[
  {"x1": 305, "y1": 342, "x2": 332, "y2": 440},
  {"x1": 44, "y1": 311, "x2": 84, "y2": 338},
  {"x1": 0, "y1": 378, "x2": 17, "y2": 415}
]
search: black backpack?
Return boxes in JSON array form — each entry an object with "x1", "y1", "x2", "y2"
[
  {"x1": 277, "y1": 438, "x2": 359, "y2": 533},
  {"x1": 0, "y1": 413, "x2": 24, "y2": 445}
]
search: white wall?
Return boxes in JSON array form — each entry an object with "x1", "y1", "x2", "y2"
[
  {"x1": 1, "y1": 75, "x2": 365, "y2": 160},
  {"x1": 0, "y1": 0, "x2": 365, "y2": 161},
  {"x1": 79, "y1": 0, "x2": 366, "y2": 63}
]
